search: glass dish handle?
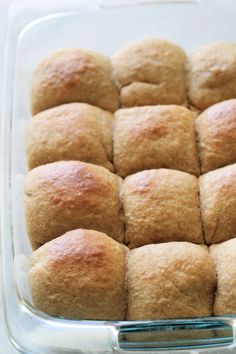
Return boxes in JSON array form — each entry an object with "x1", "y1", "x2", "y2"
[{"x1": 115, "y1": 318, "x2": 236, "y2": 351}]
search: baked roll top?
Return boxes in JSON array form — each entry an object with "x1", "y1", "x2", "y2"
[
  {"x1": 121, "y1": 169, "x2": 203, "y2": 248},
  {"x1": 200, "y1": 163, "x2": 236, "y2": 244},
  {"x1": 196, "y1": 99, "x2": 236, "y2": 173},
  {"x1": 188, "y1": 42, "x2": 236, "y2": 110},
  {"x1": 113, "y1": 105, "x2": 199, "y2": 177},
  {"x1": 210, "y1": 238, "x2": 236, "y2": 315},
  {"x1": 127, "y1": 242, "x2": 216, "y2": 320},
  {"x1": 112, "y1": 39, "x2": 187, "y2": 107},
  {"x1": 25, "y1": 161, "x2": 124, "y2": 249},
  {"x1": 29, "y1": 229, "x2": 129, "y2": 320},
  {"x1": 26, "y1": 103, "x2": 113, "y2": 171},
  {"x1": 31, "y1": 48, "x2": 119, "y2": 114}
]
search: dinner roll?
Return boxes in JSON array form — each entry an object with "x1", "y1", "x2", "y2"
[
  {"x1": 127, "y1": 242, "x2": 216, "y2": 320},
  {"x1": 112, "y1": 39, "x2": 187, "y2": 107},
  {"x1": 210, "y1": 238, "x2": 236, "y2": 315},
  {"x1": 113, "y1": 105, "x2": 199, "y2": 177},
  {"x1": 29, "y1": 229, "x2": 129, "y2": 319},
  {"x1": 26, "y1": 103, "x2": 113, "y2": 171},
  {"x1": 25, "y1": 161, "x2": 124, "y2": 249},
  {"x1": 188, "y1": 43, "x2": 236, "y2": 110},
  {"x1": 31, "y1": 48, "x2": 119, "y2": 114},
  {"x1": 196, "y1": 99, "x2": 236, "y2": 173},
  {"x1": 121, "y1": 169, "x2": 203, "y2": 248},
  {"x1": 199, "y1": 164, "x2": 236, "y2": 244}
]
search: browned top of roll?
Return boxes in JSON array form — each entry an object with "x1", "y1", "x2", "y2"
[
  {"x1": 210, "y1": 238, "x2": 236, "y2": 315},
  {"x1": 25, "y1": 161, "x2": 124, "y2": 248},
  {"x1": 26, "y1": 103, "x2": 113, "y2": 171},
  {"x1": 112, "y1": 38, "x2": 187, "y2": 107},
  {"x1": 31, "y1": 48, "x2": 119, "y2": 114},
  {"x1": 199, "y1": 163, "x2": 236, "y2": 244},
  {"x1": 113, "y1": 38, "x2": 186, "y2": 86},
  {"x1": 113, "y1": 105, "x2": 199, "y2": 177},
  {"x1": 121, "y1": 169, "x2": 203, "y2": 248},
  {"x1": 127, "y1": 242, "x2": 216, "y2": 320},
  {"x1": 29, "y1": 229, "x2": 129, "y2": 320},
  {"x1": 188, "y1": 42, "x2": 236, "y2": 110},
  {"x1": 196, "y1": 99, "x2": 236, "y2": 173}
]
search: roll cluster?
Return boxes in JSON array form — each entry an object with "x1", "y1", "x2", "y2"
[
  {"x1": 26, "y1": 38, "x2": 236, "y2": 321},
  {"x1": 29, "y1": 228, "x2": 236, "y2": 320}
]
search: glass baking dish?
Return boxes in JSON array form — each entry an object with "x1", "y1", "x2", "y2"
[{"x1": 1, "y1": 0, "x2": 236, "y2": 352}]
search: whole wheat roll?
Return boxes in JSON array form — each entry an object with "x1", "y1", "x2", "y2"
[
  {"x1": 199, "y1": 163, "x2": 236, "y2": 244},
  {"x1": 113, "y1": 105, "x2": 199, "y2": 177},
  {"x1": 112, "y1": 38, "x2": 187, "y2": 107},
  {"x1": 24, "y1": 161, "x2": 124, "y2": 249},
  {"x1": 127, "y1": 242, "x2": 216, "y2": 320},
  {"x1": 187, "y1": 42, "x2": 236, "y2": 111},
  {"x1": 31, "y1": 48, "x2": 119, "y2": 114},
  {"x1": 26, "y1": 103, "x2": 113, "y2": 171},
  {"x1": 196, "y1": 99, "x2": 236, "y2": 173},
  {"x1": 29, "y1": 229, "x2": 129, "y2": 320},
  {"x1": 210, "y1": 238, "x2": 236, "y2": 315},
  {"x1": 121, "y1": 169, "x2": 203, "y2": 248}
]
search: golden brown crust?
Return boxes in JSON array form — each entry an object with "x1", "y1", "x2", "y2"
[
  {"x1": 31, "y1": 48, "x2": 119, "y2": 114},
  {"x1": 29, "y1": 229, "x2": 129, "y2": 319},
  {"x1": 121, "y1": 169, "x2": 203, "y2": 248},
  {"x1": 210, "y1": 238, "x2": 236, "y2": 315},
  {"x1": 26, "y1": 103, "x2": 113, "y2": 171},
  {"x1": 25, "y1": 161, "x2": 124, "y2": 248},
  {"x1": 196, "y1": 99, "x2": 236, "y2": 173},
  {"x1": 127, "y1": 242, "x2": 216, "y2": 320},
  {"x1": 112, "y1": 39, "x2": 187, "y2": 107},
  {"x1": 113, "y1": 105, "x2": 199, "y2": 177},
  {"x1": 199, "y1": 164, "x2": 236, "y2": 244},
  {"x1": 187, "y1": 43, "x2": 236, "y2": 110}
]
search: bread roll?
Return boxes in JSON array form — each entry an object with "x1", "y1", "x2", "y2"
[
  {"x1": 127, "y1": 242, "x2": 216, "y2": 320},
  {"x1": 121, "y1": 169, "x2": 203, "y2": 248},
  {"x1": 25, "y1": 161, "x2": 124, "y2": 249},
  {"x1": 113, "y1": 105, "x2": 199, "y2": 177},
  {"x1": 188, "y1": 43, "x2": 236, "y2": 110},
  {"x1": 199, "y1": 164, "x2": 236, "y2": 244},
  {"x1": 112, "y1": 39, "x2": 187, "y2": 107},
  {"x1": 29, "y1": 229, "x2": 129, "y2": 319},
  {"x1": 210, "y1": 238, "x2": 236, "y2": 315},
  {"x1": 26, "y1": 103, "x2": 113, "y2": 171},
  {"x1": 31, "y1": 48, "x2": 119, "y2": 114},
  {"x1": 196, "y1": 99, "x2": 236, "y2": 173}
]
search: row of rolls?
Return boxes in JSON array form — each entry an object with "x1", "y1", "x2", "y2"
[
  {"x1": 27, "y1": 38, "x2": 236, "y2": 321},
  {"x1": 27, "y1": 99, "x2": 236, "y2": 176},
  {"x1": 29, "y1": 228, "x2": 236, "y2": 320},
  {"x1": 25, "y1": 160, "x2": 236, "y2": 249},
  {"x1": 31, "y1": 39, "x2": 236, "y2": 115}
]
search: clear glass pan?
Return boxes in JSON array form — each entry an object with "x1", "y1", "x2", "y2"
[{"x1": 1, "y1": 0, "x2": 236, "y2": 352}]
